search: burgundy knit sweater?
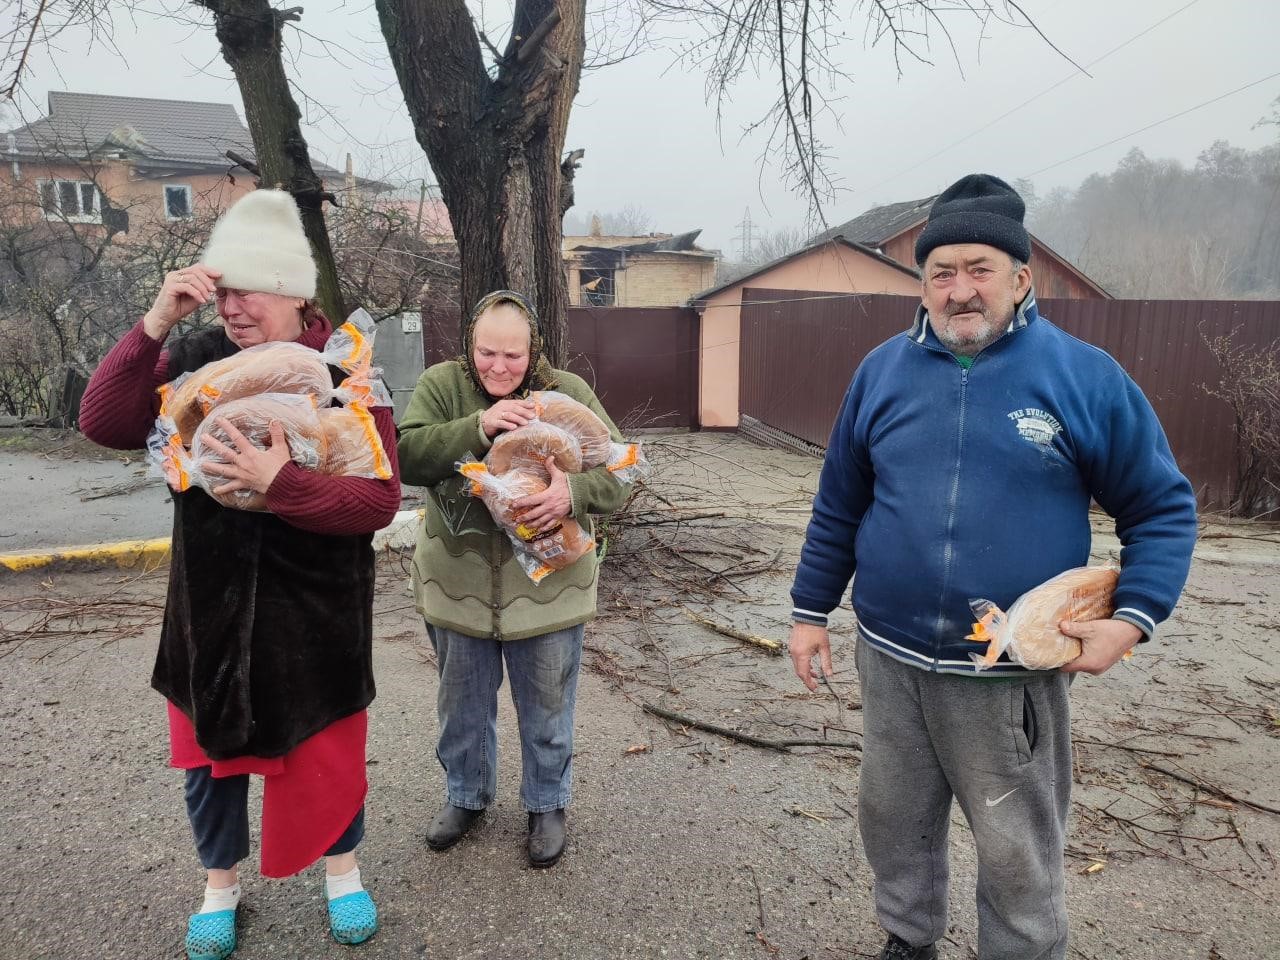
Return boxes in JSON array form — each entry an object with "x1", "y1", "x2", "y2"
[{"x1": 80, "y1": 317, "x2": 401, "y2": 535}]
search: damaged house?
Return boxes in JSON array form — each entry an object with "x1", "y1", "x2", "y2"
[{"x1": 563, "y1": 228, "x2": 718, "y2": 307}]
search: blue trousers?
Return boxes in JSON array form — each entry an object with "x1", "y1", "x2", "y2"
[
  {"x1": 427, "y1": 623, "x2": 584, "y2": 813},
  {"x1": 184, "y1": 766, "x2": 365, "y2": 871}
]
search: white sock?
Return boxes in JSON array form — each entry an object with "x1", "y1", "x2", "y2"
[
  {"x1": 325, "y1": 866, "x2": 364, "y2": 901},
  {"x1": 199, "y1": 882, "x2": 241, "y2": 915}
]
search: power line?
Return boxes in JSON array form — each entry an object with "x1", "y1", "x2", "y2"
[
  {"x1": 858, "y1": 0, "x2": 1207, "y2": 197},
  {"x1": 691, "y1": 290, "x2": 878, "y2": 308},
  {"x1": 1022, "y1": 69, "x2": 1280, "y2": 179}
]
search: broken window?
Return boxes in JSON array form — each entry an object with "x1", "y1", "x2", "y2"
[
  {"x1": 36, "y1": 179, "x2": 102, "y2": 221},
  {"x1": 59, "y1": 181, "x2": 80, "y2": 214},
  {"x1": 569, "y1": 245, "x2": 627, "y2": 306},
  {"x1": 165, "y1": 185, "x2": 193, "y2": 220},
  {"x1": 579, "y1": 268, "x2": 615, "y2": 306}
]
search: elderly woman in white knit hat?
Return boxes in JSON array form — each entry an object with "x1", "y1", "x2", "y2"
[{"x1": 80, "y1": 190, "x2": 400, "y2": 959}]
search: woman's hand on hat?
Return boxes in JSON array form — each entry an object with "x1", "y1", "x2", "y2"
[
  {"x1": 481, "y1": 398, "x2": 537, "y2": 438},
  {"x1": 512, "y1": 457, "x2": 572, "y2": 532},
  {"x1": 142, "y1": 264, "x2": 222, "y2": 341},
  {"x1": 202, "y1": 419, "x2": 293, "y2": 497}
]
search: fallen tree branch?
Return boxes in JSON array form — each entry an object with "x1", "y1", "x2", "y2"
[
  {"x1": 706, "y1": 548, "x2": 783, "y2": 584},
  {"x1": 617, "y1": 510, "x2": 727, "y2": 527},
  {"x1": 642, "y1": 702, "x2": 860, "y2": 752},
  {"x1": 1141, "y1": 761, "x2": 1280, "y2": 816},
  {"x1": 776, "y1": 737, "x2": 861, "y2": 749},
  {"x1": 78, "y1": 477, "x2": 154, "y2": 501},
  {"x1": 684, "y1": 609, "x2": 782, "y2": 655},
  {"x1": 1075, "y1": 737, "x2": 1183, "y2": 759}
]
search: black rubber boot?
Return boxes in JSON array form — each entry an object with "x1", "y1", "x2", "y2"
[
  {"x1": 424, "y1": 803, "x2": 485, "y2": 851},
  {"x1": 527, "y1": 809, "x2": 567, "y2": 868}
]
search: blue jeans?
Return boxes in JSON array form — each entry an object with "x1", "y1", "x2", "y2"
[
  {"x1": 426, "y1": 623, "x2": 584, "y2": 813},
  {"x1": 184, "y1": 767, "x2": 365, "y2": 870}
]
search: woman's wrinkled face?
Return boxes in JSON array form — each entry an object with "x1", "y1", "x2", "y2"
[
  {"x1": 216, "y1": 288, "x2": 305, "y2": 348},
  {"x1": 472, "y1": 303, "x2": 532, "y2": 398}
]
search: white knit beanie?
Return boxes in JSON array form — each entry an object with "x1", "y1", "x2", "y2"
[{"x1": 202, "y1": 189, "x2": 317, "y2": 298}]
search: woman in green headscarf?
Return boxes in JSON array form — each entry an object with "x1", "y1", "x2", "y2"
[{"x1": 397, "y1": 291, "x2": 631, "y2": 867}]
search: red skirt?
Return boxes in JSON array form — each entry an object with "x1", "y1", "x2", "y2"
[{"x1": 167, "y1": 702, "x2": 368, "y2": 878}]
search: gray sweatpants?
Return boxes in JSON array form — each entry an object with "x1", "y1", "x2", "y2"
[{"x1": 855, "y1": 638, "x2": 1072, "y2": 960}]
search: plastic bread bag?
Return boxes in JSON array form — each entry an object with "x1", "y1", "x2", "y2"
[
  {"x1": 456, "y1": 459, "x2": 595, "y2": 583},
  {"x1": 525, "y1": 390, "x2": 651, "y2": 483},
  {"x1": 602, "y1": 440, "x2": 650, "y2": 484},
  {"x1": 314, "y1": 404, "x2": 394, "y2": 480},
  {"x1": 528, "y1": 391, "x2": 613, "y2": 466},
  {"x1": 149, "y1": 393, "x2": 322, "y2": 511},
  {"x1": 149, "y1": 392, "x2": 391, "y2": 511},
  {"x1": 156, "y1": 308, "x2": 386, "y2": 440},
  {"x1": 966, "y1": 564, "x2": 1121, "y2": 671},
  {"x1": 489, "y1": 422, "x2": 584, "y2": 475}
]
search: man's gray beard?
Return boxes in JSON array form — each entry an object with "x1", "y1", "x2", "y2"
[{"x1": 933, "y1": 313, "x2": 1006, "y2": 357}]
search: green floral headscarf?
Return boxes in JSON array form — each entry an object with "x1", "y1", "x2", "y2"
[{"x1": 461, "y1": 289, "x2": 558, "y2": 398}]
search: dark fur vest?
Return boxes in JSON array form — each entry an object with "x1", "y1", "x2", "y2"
[{"x1": 152, "y1": 325, "x2": 376, "y2": 760}]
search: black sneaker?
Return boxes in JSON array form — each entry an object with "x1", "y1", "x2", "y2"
[{"x1": 879, "y1": 933, "x2": 938, "y2": 960}]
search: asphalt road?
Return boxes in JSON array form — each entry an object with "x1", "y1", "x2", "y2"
[
  {"x1": 0, "y1": 447, "x2": 169, "y2": 551},
  {"x1": 3, "y1": 433, "x2": 1278, "y2": 960},
  {"x1": 0, "y1": 566, "x2": 879, "y2": 960}
]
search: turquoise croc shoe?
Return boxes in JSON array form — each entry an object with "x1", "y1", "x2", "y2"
[
  {"x1": 186, "y1": 908, "x2": 237, "y2": 960},
  {"x1": 328, "y1": 889, "x2": 378, "y2": 945}
]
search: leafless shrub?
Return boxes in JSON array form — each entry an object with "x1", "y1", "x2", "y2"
[
  {"x1": 0, "y1": 155, "x2": 453, "y2": 421},
  {"x1": 331, "y1": 191, "x2": 457, "y2": 321},
  {"x1": 0, "y1": 161, "x2": 223, "y2": 421},
  {"x1": 1203, "y1": 330, "x2": 1280, "y2": 517}
]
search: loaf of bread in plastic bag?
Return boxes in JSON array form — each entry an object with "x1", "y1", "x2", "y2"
[
  {"x1": 151, "y1": 392, "x2": 390, "y2": 511},
  {"x1": 489, "y1": 422, "x2": 584, "y2": 475},
  {"x1": 457, "y1": 459, "x2": 595, "y2": 582},
  {"x1": 507, "y1": 390, "x2": 649, "y2": 482},
  {"x1": 160, "y1": 343, "x2": 332, "y2": 440},
  {"x1": 530, "y1": 391, "x2": 613, "y2": 468},
  {"x1": 156, "y1": 309, "x2": 380, "y2": 441},
  {"x1": 967, "y1": 565, "x2": 1120, "y2": 670}
]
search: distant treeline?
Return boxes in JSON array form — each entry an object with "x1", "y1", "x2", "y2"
[{"x1": 1023, "y1": 139, "x2": 1280, "y2": 300}]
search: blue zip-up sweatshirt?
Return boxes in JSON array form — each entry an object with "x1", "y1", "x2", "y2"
[{"x1": 790, "y1": 294, "x2": 1198, "y2": 676}]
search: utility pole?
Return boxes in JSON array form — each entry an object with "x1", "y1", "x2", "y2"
[{"x1": 735, "y1": 207, "x2": 755, "y2": 262}]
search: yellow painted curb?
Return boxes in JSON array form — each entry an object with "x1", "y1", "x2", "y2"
[
  {"x1": 0, "y1": 508, "x2": 423, "y2": 576},
  {"x1": 0, "y1": 537, "x2": 172, "y2": 574}
]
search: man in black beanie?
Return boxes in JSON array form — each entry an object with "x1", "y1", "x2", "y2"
[
  {"x1": 787, "y1": 174, "x2": 1198, "y2": 959},
  {"x1": 911, "y1": 173, "x2": 1034, "y2": 358}
]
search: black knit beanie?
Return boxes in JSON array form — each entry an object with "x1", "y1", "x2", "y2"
[{"x1": 914, "y1": 174, "x2": 1031, "y2": 266}]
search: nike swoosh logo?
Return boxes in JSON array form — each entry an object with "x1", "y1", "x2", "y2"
[{"x1": 985, "y1": 788, "x2": 1020, "y2": 808}]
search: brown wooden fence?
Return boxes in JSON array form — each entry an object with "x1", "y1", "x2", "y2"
[
  {"x1": 739, "y1": 289, "x2": 1280, "y2": 509},
  {"x1": 424, "y1": 303, "x2": 700, "y2": 429}
]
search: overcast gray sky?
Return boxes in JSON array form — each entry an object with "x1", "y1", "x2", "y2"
[{"x1": 9, "y1": 0, "x2": 1279, "y2": 253}]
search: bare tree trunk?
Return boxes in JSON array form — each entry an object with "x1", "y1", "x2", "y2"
[
  {"x1": 196, "y1": 0, "x2": 347, "y2": 324},
  {"x1": 374, "y1": 0, "x2": 583, "y2": 365}
]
